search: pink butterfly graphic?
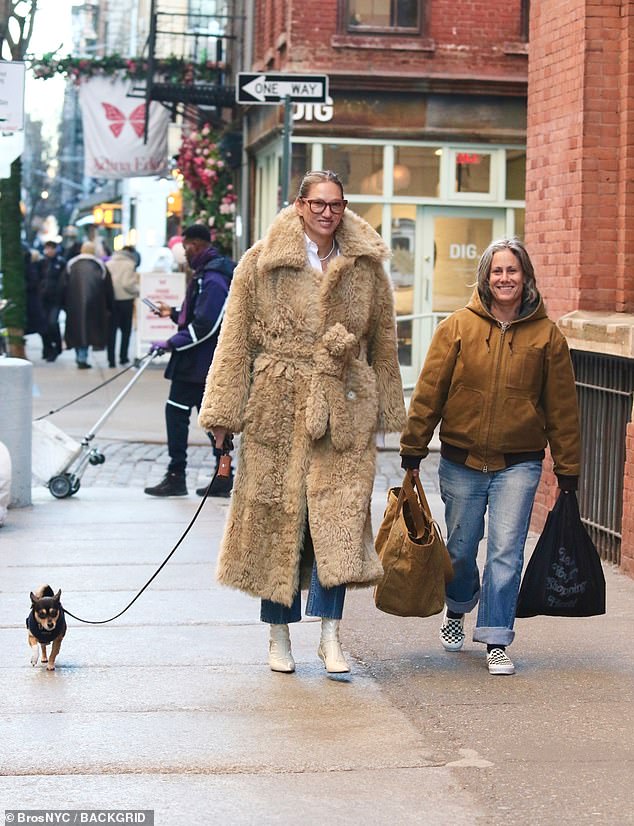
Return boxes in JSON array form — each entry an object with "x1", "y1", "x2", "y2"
[{"x1": 101, "y1": 102, "x2": 146, "y2": 138}]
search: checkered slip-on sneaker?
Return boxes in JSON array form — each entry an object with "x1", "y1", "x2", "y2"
[
  {"x1": 487, "y1": 647, "x2": 515, "y2": 675},
  {"x1": 439, "y1": 608, "x2": 465, "y2": 651}
]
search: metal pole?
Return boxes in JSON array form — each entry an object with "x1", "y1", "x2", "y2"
[
  {"x1": 144, "y1": 0, "x2": 157, "y2": 145},
  {"x1": 280, "y1": 95, "x2": 293, "y2": 208}
]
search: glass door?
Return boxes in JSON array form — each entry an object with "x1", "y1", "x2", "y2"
[
  {"x1": 390, "y1": 205, "x2": 425, "y2": 390},
  {"x1": 403, "y1": 206, "x2": 505, "y2": 385},
  {"x1": 389, "y1": 205, "x2": 506, "y2": 389}
]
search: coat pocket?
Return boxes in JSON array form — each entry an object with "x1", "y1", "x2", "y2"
[
  {"x1": 499, "y1": 397, "x2": 547, "y2": 452},
  {"x1": 342, "y1": 360, "x2": 379, "y2": 452},
  {"x1": 440, "y1": 386, "x2": 485, "y2": 447},
  {"x1": 506, "y1": 346, "x2": 544, "y2": 391}
]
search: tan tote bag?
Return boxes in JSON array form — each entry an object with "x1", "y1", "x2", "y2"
[{"x1": 374, "y1": 470, "x2": 453, "y2": 618}]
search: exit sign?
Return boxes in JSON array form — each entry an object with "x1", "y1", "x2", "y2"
[{"x1": 456, "y1": 153, "x2": 482, "y2": 165}]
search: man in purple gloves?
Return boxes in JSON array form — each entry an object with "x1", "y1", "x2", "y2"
[{"x1": 145, "y1": 224, "x2": 235, "y2": 497}]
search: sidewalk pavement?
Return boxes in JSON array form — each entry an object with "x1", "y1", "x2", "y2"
[{"x1": 0, "y1": 340, "x2": 632, "y2": 824}]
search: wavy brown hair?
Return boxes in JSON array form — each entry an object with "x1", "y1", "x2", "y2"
[{"x1": 476, "y1": 237, "x2": 539, "y2": 309}]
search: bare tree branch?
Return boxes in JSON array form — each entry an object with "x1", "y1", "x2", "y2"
[
  {"x1": 23, "y1": 0, "x2": 38, "y2": 56},
  {"x1": 0, "y1": 0, "x2": 38, "y2": 58}
]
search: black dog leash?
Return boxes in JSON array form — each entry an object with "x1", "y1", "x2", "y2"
[
  {"x1": 33, "y1": 354, "x2": 152, "y2": 421},
  {"x1": 64, "y1": 446, "x2": 232, "y2": 625}
]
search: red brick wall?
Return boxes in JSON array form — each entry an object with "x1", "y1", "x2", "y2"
[
  {"x1": 526, "y1": 1, "x2": 634, "y2": 579},
  {"x1": 525, "y1": 0, "x2": 630, "y2": 318},
  {"x1": 252, "y1": 0, "x2": 527, "y2": 81},
  {"x1": 525, "y1": 0, "x2": 587, "y2": 525},
  {"x1": 617, "y1": 1, "x2": 634, "y2": 312},
  {"x1": 622, "y1": 420, "x2": 634, "y2": 577}
]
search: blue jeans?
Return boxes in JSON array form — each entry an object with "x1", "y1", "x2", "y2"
[
  {"x1": 260, "y1": 561, "x2": 346, "y2": 623},
  {"x1": 439, "y1": 457, "x2": 542, "y2": 646},
  {"x1": 75, "y1": 346, "x2": 89, "y2": 364}
]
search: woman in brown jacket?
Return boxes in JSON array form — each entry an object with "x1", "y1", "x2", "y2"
[
  {"x1": 199, "y1": 171, "x2": 405, "y2": 675},
  {"x1": 400, "y1": 238, "x2": 580, "y2": 675}
]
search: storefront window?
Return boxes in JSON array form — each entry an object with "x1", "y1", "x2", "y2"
[
  {"x1": 394, "y1": 146, "x2": 440, "y2": 197},
  {"x1": 324, "y1": 144, "x2": 384, "y2": 195},
  {"x1": 348, "y1": 202, "x2": 382, "y2": 232},
  {"x1": 513, "y1": 208, "x2": 525, "y2": 239},
  {"x1": 290, "y1": 144, "x2": 309, "y2": 201},
  {"x1": 454, "y1": 152, "x2": 491, "y2": 194},
  {"x1": 506, "y1": 149, "x2": 526, "y2": 201},
  {"x1": 390, "y1": 206, "x2": 416, "y2": 366},
  {"x1": 432, "y1": 216, "x2": 493, "y2": 312}
]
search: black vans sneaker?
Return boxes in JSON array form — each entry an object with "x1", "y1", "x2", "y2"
[{"x1": 144, "y1": 472, "x2": 187, "y2": 497}]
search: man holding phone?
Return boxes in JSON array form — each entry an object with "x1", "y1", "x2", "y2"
[{"x1": 144, "y1": 224, "x2": 235, "y2": 498}]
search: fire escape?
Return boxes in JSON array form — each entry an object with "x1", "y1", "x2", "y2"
[{"x1": 137, "y1": 0, "x2": 242, "y2": 144}]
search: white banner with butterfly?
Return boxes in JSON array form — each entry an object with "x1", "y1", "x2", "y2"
[{"x1": 79, "y1": 76, "x2": 170, "y2": 179}]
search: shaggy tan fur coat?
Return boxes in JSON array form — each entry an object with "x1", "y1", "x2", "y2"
[{"x1": 199, "y1": 206, "x2": 406, "y2": 606}]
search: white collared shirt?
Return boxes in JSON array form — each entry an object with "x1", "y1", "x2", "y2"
[{"x1": 304, "y1": 233, "x2": 338, "y2": 272}]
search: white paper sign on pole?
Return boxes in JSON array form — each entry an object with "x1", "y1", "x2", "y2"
[
  {"x1": 136, "y1": 271, "x2": 186, "y2": 359},
  {"x1": 79, "y1": 76, "x2": 170, "y2": 179},
  {"x1": 0, "y1": 131, "x2": 25, "y2": 178},
  {"x1": 0, "y1": 61, "x2": 25, "y2": 132}
]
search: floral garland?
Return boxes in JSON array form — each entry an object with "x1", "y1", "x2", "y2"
[
  {"x1": 177, "y1": 125, "x2": 237, "y2": 253},
  {"x1": 30, "y1": 53, "x2": 224, "y2": 84}
]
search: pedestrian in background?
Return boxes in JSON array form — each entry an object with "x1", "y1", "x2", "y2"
[
  {"x1": 23, "y1": 245, "x2": 46, "y2": 353},
  {"x1": 400, "y1": 237, "x2": 581, "y2": 676},
  {"x1": 144, "y1": 224, "x2": 235, "y2": 498},
  {"x1": 39, "y1": 241, "x2": 66, "y2": 362},
  {"x1": 198, "y1": 170, "x2": 405, "y2": 675},
  {"x1": 64, "y1": 241, "x2": 112, "y2": 369},
  {"x1": 105, "y1": 246, "x2": 140, "y2": 367}
]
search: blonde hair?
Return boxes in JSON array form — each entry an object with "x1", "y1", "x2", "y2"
[
  {"x1": 81, "y1": 242, "x2": 96, "y2": 255},
  {"x1": 296, "y1": 170, "x2": 344, "y2": 200}
]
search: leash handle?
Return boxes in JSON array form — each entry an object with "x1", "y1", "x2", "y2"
[
  {"x1": 63, "y1": 461, "x2": 223, "y2": 625},
  {"x1": 217, "y1": 435, "x2": 234, "y2": 478}
]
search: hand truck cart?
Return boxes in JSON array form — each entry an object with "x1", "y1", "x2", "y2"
[{"x1": 32, "y1": 352, "x2": 160, "y2": 499}]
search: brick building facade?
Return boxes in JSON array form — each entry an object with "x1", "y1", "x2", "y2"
[
  {"x1": 525, "y1": 0, "x2": 634, "y2": 576},
  {"x1": 244, "y1": 0, "x2": 530, "y2": 383}
]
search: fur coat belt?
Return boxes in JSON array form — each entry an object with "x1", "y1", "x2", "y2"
[{"x1": 305, "y1": 322, "x2": 367, "y2": 451}]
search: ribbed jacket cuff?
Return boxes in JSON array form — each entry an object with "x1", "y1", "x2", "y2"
[
  {"x1": 400, "y1": 454, "x2": 423, "y2": 471},
  {"x1": 556, "y1": 474, "x2": 578, "y2": 492}
]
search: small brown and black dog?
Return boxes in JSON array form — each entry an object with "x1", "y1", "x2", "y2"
[{"x1": 27, "y1": 585, "x2": 66, "y2": 671}]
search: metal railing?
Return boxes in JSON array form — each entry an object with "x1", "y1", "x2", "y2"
[
  {"x1": 572, "y1": 350, "x2": 634, "y2": 565},
  {"x1": 396, "y1": 311, "x2": 449, "y2": 392}
]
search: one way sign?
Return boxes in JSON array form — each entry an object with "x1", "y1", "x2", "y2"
[{"x1": 236, "y1": 73, "x2": 329, "y2": 105}]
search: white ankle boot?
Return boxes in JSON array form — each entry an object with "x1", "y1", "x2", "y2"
[
  {"x1": 318, "y1": 618, "x2": 350, "y2": 673},
  {"x1": 268, "y1": 623, "x2": 295, "y2": 673}
]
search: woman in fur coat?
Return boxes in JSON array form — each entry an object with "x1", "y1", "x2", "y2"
[{"x1": 199, "y1": 170, "x2": 405, "y2": 675}]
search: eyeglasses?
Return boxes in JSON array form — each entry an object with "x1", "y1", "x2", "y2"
[{"x1": 300, "y1": 198, "x2": 348, "y2": 215}]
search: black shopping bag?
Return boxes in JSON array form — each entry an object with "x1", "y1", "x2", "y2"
[{"x1": 516, "y1": 491, "x2": 606, "y2": 618}]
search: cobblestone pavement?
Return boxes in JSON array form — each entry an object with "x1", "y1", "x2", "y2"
[{"x1": 49, "y1": 438, "x2": 441, "y2": 495}]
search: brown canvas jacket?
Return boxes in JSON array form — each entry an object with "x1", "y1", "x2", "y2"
[{"x1": 401, "y1": 288, "x2": 581, "y2": 477}]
